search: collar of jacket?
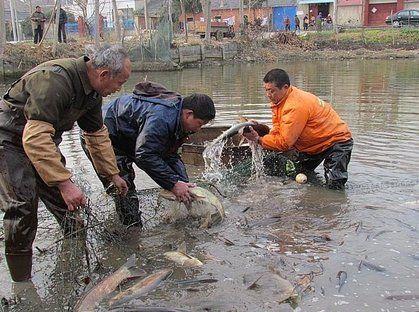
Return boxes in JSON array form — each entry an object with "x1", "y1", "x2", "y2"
[
  {"x1": 76, "y1": 56, "x2": 94, "y2": 95},
  {"x1": 270, "y1": 86, "x2": 293, "y2": 108}
]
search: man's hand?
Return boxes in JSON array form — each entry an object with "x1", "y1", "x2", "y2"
[
  {"x1": 171, "y1": 181, "x2": 196, "y2": 204},
  {"x1": 242, "y1": 126, "x2": 260, "y2": 143},
  {"x1": 110, "y1": 174, "x2": 128, "y2": 196},
  {"x1": 57, "y1": 180, "x2": 87, "y2": 211}
]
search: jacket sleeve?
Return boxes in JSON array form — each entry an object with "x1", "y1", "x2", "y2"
[
  {"x1": 82, "y1": 125, "x2": 119, "y2": 179},
  {"x1": 22, "y1": 71, "x2": 74, "y2": 186},
  {"x1": 134, "y1": 114, "x2": 184, "y2": 190},
  {"x1": 261, "y1": 102, "x2": 309, "y2": 151},
  {"x1": 166, "y1": 154, "x2": 189, "y2": 183},
  {"x1": 23, "y1": 120, "x2": 72, "y2": 186}
]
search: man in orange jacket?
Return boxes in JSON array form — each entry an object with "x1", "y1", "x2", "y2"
[{"x1": 243, "y1": 68, "x2": 353, "y2": 189}]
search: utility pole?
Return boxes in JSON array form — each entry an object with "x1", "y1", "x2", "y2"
[
  {"x1": 179, "y1": 0, "x2": 188, "y2": 42},
  {"x1": 333, "y1": 0, "x2": 338, "y2": 33},
  {"x1": 144, "y1": 0, "x2": 149, "y2": 31},
  {"x1": 111, "y1": 0, "x2": 121, "y2": 42},
  {"x1": 94, "y1": 0, "x2": 99, "y2": 45},
  {"x1": 9, "y1": 0, "x2": 18, "y2": 41}
]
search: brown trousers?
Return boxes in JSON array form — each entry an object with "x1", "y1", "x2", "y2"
[{"x1": 0, "y1": 141, "x2": 77, "y2": 282}]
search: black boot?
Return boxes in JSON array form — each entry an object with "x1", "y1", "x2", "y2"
[{"x1": 114, "y1": 192, "x2": 142, "y2": 228}]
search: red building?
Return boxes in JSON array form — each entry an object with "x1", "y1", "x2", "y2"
[
  {"x1": 336, "y1": 0, "x2": 418, "y2": 26},
  {"x1": 179, "y1": 0, "x2": 284, "y2": 32}
]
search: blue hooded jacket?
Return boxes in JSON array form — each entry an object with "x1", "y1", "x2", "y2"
[{"x1": 102, "y1": 82, "x2": 189, "y2": 190}]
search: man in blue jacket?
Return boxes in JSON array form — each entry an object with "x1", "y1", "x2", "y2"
[{"x1": 83, "y1": 82, "x2": 216, "y2": 227}]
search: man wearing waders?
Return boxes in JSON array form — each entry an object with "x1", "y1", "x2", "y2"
[
  {"x1": 242, "y1": 69, "x2": 353, "y2": 189},
  {"x1": 82, "y1": 82, "x2": 216, "y2": 227},
  {"x1": 0, "y1": 45, "x2": 129, "y2": 302}
]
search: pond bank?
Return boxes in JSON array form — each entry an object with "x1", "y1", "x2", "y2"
[{"x1": 1, "y1": 28, "x2": 418, "y2": 78}]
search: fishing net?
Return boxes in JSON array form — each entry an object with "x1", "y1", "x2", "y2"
[{"x1": 129, "y1": 6, "x2": 173, "y2": 62}]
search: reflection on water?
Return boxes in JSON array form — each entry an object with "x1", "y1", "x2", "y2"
[{"x1": 0, "y1": 59, "x2": 419, "y2": 311}]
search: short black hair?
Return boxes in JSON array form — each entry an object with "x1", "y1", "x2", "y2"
[
  {"x1": 36, "y1": 5, "x2": 41, "y2": 8},
  {"x1": 182, "y1": 93, "x2": 216, "y2": 121},
  {"x1": 263, "y1": 69, "x2": 290, "y2": 89}
]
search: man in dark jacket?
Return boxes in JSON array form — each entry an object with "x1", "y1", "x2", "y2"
[
  {"x1": 82, "y1": 82, "x2": 216, "y2": 227},
  {"x1": 58, "y1": 8, "x2": 68, "y2": 43},
  {"x1": 30, "y1": 6, "x2": 46, "y2": 44}
]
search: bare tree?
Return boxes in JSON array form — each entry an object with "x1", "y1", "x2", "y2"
[
  {"x1": 144, "y1": 0, "x2": 149, "y2": 30},
  {"x1": 200, "y1": 0, "x2": 211, "y2": 42},
  {"x1": 179, "y1": 0, "x2": 188, "y2": 42},
  {"x1": 111, "y1": 0, "x2": 121, "y2": 42},
  {"x1": 94, "y1": 0, "x2": 99, "y2": 45},
  {"x1": 73, "y1": 0, "x2": 89, "y2": 36},
  {"x1": 9, "y1": 0, "x2": 18, "y2": 41},
  {"x1": 55, "y1": 0, "x2": 61, "y2": 42}
]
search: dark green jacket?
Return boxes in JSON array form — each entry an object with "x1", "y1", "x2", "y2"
[
  {"x1": 0, "y1": 56, "x2": 103, "y2": 146},
  {"x1": 31, "y1": 11, "x2": 46, "y2": 29}
]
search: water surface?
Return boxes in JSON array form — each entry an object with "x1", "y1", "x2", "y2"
[{"x1": 0, "y1": 59, "x2": 418, "y2": 311}]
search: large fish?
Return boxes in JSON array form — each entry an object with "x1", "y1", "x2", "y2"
[
  {"x1": 159, "y1": 186, "x2": 225, "y2": 228},
  {"x1": 109, "y1": 306, "x2": 190, "y2": 312},
  {"x1": 209, "y1": 121, "x2": 257, "y2": 146},
  {"x1": 164, "y1": 242, "x2": 203, "y2": 267},
  {"x1": 74, "y1": 254, "x2": 144, "y2": 312},
  {"x1": 109, "y1": 269, "x2": 173, "y2": 306}
]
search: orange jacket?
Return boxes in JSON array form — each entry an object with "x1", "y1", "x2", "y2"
[{"x1": 260, "y1": 86, "x2": 352, "y2": 155}]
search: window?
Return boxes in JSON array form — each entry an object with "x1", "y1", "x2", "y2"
[
  {"x1": 397, "y1": 10, "x2": 409, "y2": 18},
  {"x1": 186, "y1": 17, "x2": 194, "y2": 22},
  {"x1": 214, "y1": 16, "x2": 222, "y2": 22},
  {"x1": 410, "y1": 10, "x2": 419, "y2": 17}
]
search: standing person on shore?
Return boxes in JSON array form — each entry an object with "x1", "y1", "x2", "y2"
[
  {"x1": 294, "y1": 15, "x2": 301, "y2": 31},
  {"x1": 284, "y1": 16, "x2": 291, "y2": 31},
  {"x1": 82, "y1": 82, "x2": 216, "y2": 227},
  {"x1": 58, "y1": 8, "x2": 68, "y2": 43},
  {"x1": 30, "y1": 6, "x2": 46, "y2": 44},
  {"x1": 316, "y1": 12, "x2": 323, "y2": 31},
  {"x1": 303, "y1": 14, "x2": 309, "y2": 30},
  {"x1": 0, "y1": 45, "x2": 130, "y2": 301},
  {"x1": 242, "y1": 69, "x2": 353, "y2": 190},
  {"x1": 310, "y1": 15, "x2": 316, "y2": 28}
]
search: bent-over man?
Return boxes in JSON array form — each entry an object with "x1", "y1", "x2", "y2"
[
  {"x1": 243, "y1": 68, "x2": 353, "y2": 189},
  {"x1": 0, "y1": 45, "x2": 129, "y2": 297},
  {"x1": 82, "y1": 82, "x2": 216, "y2": 227}
]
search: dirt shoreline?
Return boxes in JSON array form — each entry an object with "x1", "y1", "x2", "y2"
[{"x1": 1, "y1": 43, "x2": 418, "y2": 79}]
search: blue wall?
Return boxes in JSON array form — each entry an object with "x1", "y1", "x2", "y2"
[{"x1": 273, "y1": 6, "x2": 297, "y2": 30}]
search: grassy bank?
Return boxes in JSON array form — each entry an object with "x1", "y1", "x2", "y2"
[
  {"x1": 303, "y1": 28, "x2": 419, "y2": 49},
  {"x1": 235, "y1": 28, "x2": 419, "y2": 62}
]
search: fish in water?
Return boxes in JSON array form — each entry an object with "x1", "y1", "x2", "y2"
[
  {"x1": 159, "y1": 187, "x2": 225, "y2": 228},
  {"x1": 247, "y1": 271, "x2": 296, "y2": 304},
  {"x1": 164, "y1": 242, "x2": 203, "y2": 267},
  {"x1": 358, "y1": 260, "x2": 386, "y2": 272},
  {"x1": 109, "y1": 269, "x2": 173, "y2": 306},
  {"x1": 109, "y1": 306, "x2": 191, "y2": 312},
  {"x1": 74, "y1": 254, "x2": 144, "y2": 312},
  {"x1": 385, "y1": 294, "x2": 419, "y2": 300},
  {"x1": 336, "y1": 270, "x2": 347, "y2": 293},
  {"x1": 176, "y1": 278, "x2": 218, "y2": 286}
]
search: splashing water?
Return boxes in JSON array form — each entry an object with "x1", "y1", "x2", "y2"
[
  {"x1": 249, "y1": 141, "x2": 265, "y2": 180},
  {"x1": 202, "y1": 134, "x2": 266, "y2": 184},
  {"x1": 202, "y1": 137, "x2": 228, "y2": 183}
]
